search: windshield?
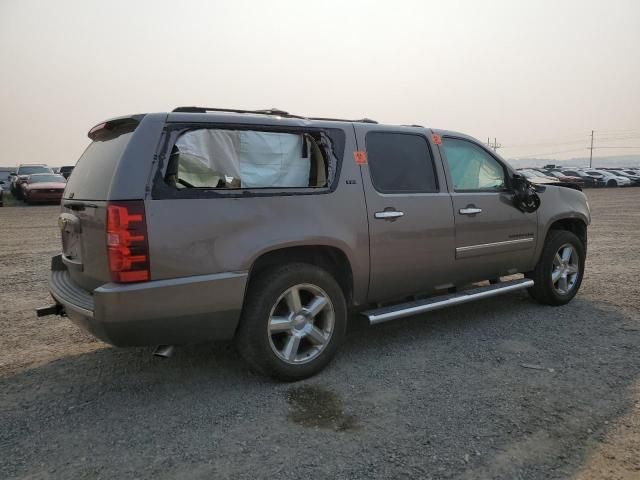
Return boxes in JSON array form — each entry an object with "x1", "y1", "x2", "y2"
[
  {"x1": 18, "y1": 166, "x2": 51, "y2": 175},
  {"x1": 29, "y1": 174, "x2": 65, "y2": 183}
]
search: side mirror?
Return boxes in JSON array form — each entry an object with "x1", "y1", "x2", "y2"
[
  {"x1": 510, "y1": 173, "x2": 528, "y2": 192},
  {"x1": 511, "y1": 173, "x2": 540, "y2": 213}
]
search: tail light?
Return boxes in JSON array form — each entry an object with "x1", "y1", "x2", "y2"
[{"x1": 106, "y1": 201, "x2": 150, "y2": 282}]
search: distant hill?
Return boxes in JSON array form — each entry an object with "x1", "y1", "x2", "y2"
[{"x1": 507, "y1": 154, "x2": 640, "y2": 169}]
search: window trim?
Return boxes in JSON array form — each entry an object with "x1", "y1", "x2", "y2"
[
  {"x1": 365, "y1": 131, "x2": 440, "y2": 195},
  {"x1": 151, "y1": 123, "x2": 345, "y2": 200},
  {"x1": 440, "y1": 136, "x2": 512, "y2": 193}
]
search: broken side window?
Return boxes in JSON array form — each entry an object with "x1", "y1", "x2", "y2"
[{"x1": 166, "y1": 129, "x2": 330, "y2": 190}]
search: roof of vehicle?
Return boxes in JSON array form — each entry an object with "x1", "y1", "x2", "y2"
[
  {"x1": 95, "y1": 107, "x2": 509, "y2": 149},
  {"x1": 93, "y1": 108, "x2": 498, "y2": 158},
  {"x1": 163, "y1": 110, "x2": 430, "y2": 134}
]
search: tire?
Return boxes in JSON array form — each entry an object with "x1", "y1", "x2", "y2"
[
  {"x1": 607, "y1": 179, "x2": 617, "y2": 187},
  {"x1": 526, "y1": 230, "x2": 585, "y2": 306},
  {"x1": 235, "y1": 263, "x2": 347, "y2": 381}
]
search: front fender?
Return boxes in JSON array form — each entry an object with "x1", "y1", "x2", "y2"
[{"x1": 534, "y1": 186, "x2": 591, "y2": 261}]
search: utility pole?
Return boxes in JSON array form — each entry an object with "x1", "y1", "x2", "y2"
[
  {"x1": 487, "y1": 137, "x2": 502, "y2": 152},
  {"x1": 589, "y1": 130, "x2": 594, "y2": 168}
]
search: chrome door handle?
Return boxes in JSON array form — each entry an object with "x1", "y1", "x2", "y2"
[
  {"x1": 375, "y1": 211, "x2": 404, "y2": 220},
  {"x1": 459, "y1": 207, "x2": 482, "y2": 215}
]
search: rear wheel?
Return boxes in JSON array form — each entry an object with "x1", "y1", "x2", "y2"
[
  {"x1": 526, "y1": 230, "x2": 585, "y2": 305},
  {"x1": 607, "y1": 179, "x2": 618, "y2": 187},
  {"x1": 235, "y1": 263, "x2": 347, "y2": 381}
]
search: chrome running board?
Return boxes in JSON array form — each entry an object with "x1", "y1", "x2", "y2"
[{"x1": 363, "y1": 278, "x2": 534, "y2": 325}]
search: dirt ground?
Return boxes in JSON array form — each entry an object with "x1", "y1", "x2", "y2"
[{"x1": 1, "y1": 188, "x2": 639, "y2": 479}]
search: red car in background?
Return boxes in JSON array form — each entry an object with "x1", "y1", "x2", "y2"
[{"x1": 21, "y1": 173, "x2": 67, "y2": 204}]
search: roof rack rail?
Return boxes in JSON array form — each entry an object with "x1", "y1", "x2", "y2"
[
  {"x1": 171, "y1": 106, "x2": 307, "y2": 119},
  {"x1": 171, "y1": 107, "x2": 379, "y2": 124},
  {"x1": 309, "y1": 116, "x2": 378, "y2": 124}
]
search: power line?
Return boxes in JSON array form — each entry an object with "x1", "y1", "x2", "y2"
[
  {"x1": 594, "y1": 128, "x2": 640, "y2": 134},
  {"x1": 512, "y1": 148, "x2": 588, "y2": 159},
  {"x1": 486, "y1": 137, "x2": 502, "y2": 152},
  {"x1": 593, "y1": 135, "x2": 640, "y2": 141},
  {"x1": 593, "y1": 146, "x2": 640, "y2": 149},
  {"x1": 504, "y1": 139, "x2": 589, "y2": 149},
  {"x1": 503, "y1": 130, "x2": 640, "y2": 159},
  {"x1": 589, "y1": 130, "x2": 594, "y2": 168}
]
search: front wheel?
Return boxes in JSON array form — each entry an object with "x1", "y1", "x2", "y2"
[
  {"x1": 526, "y1": 230, "x2": 585, "y2": 305},
  {"x1": 235, "y1": 263, "x2": 347, "y2": 381}
]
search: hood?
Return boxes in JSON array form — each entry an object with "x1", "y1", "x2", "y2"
[
  {"x1": 26, "y1": 182, "x2": 66, "y2": 190},
  {"x1": 528, "y1": 177, "x2": 559, "y2": 185},
  {"x1": 554, "y1": 181, "x2": 583, "y2": 191}
]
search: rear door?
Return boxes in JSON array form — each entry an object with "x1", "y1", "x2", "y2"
[
  {"x1": 438, "y1": 136, "x2": 537, "y2": 281},
  {"x1": 60, "y1": 118, "x2": 144, "y2": 291},
  {"x1": 356, "y1": 126, "x2": 455, "y2": 302}
]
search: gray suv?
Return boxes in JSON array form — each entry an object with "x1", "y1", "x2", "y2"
[{"x1": 39, "y1": 107, "x2": 590, "y2": 380}]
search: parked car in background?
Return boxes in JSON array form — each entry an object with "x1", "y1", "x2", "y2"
[
  {"x1": 559, "y1": 169, "x2": 604, "y2": 188},
  {"x1": 59, "y1": 166, "x2": 75, "y2": 179},
  {"x1": 10, "y1": 164, "x2": 54, "y2": 199},
  {"x1": 21, "y1": 173, "x2": 66, "y2": 204},
  {"x1": 584, "y1": 169, "x2": 631, "y2": 187},
  {"x1": 0, "y1": 181, "x2": 4, "y2": 207},
  {"x1": 0, "y1": 167, "x2": 14, "y2": 186},
  {"x1": 608, "y1": 170, "x2": 640, "y2": 186},
  {"x1": 543, "y1": 170, "x2": 585, "y2": 188}
]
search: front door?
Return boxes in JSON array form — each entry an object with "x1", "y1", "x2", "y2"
[
  {"x1": 356, "y1": 126, "x2": 456, "y2": 302},
  {"x1": 438, "y1": 136, "x2": 538, "y2": 282}
]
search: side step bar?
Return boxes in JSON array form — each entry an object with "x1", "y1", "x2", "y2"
[{"x1": 363, "y1": 278, "x2": 534, "y2": 325}]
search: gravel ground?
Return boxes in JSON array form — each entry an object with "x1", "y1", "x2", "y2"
[{"x1": 1, "y1": 188, "x2": 639, "y2": 479}]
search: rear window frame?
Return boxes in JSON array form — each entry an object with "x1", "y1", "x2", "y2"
[
  {"x1": 151, "y1": 123, "x2": 346, "y2": 200},
  {"x1": 63, "y1": 123, "x2": 137, "y2": 201},
  {"x1": 365, "y1": 131, "x2": 440, "y2": 194}
]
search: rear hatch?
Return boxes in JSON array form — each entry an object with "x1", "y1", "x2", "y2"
[{"x1": 60, "y1": 118, "x2": 140, "y2": 291}]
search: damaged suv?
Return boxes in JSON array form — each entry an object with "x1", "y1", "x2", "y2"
[{"x1": 39, "y1": 107, "x2": 590, "y2": 380}]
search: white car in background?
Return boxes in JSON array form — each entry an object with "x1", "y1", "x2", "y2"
[{"x1": 584, "y1": 169, "x2": 631, "y2": 187}]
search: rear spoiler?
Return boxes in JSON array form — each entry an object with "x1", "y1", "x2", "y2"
[{"x1": 88, "y1": 114, "x2": 145, "y2": 140}]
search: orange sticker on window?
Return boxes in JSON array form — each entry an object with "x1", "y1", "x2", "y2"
[
  {"x1": 431, "y1": 133, "x2": 442, "y2": 145},
  {"x1": 353, "y1": 151, "x2": 367, "y2": 165}
]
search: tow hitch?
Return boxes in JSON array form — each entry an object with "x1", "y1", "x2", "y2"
[{"x1": 36, "y1": 304, "x2": 65, "y2": 317}]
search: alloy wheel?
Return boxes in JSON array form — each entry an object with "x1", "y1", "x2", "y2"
[
  {"x1": 267, "y1": 283, "x2": 335, "y2": 364},
  {"x1": 551, "y1": 243, "x2": 580, "y2": 295}
]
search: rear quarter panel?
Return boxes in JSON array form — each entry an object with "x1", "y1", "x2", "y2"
[{"x1": 144, "y1": 123, "x2": 371, "y2": 306}]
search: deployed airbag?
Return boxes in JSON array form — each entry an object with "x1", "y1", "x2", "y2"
[{"x1": 175, "y1": 129, "x2": 311, "y2": 188}]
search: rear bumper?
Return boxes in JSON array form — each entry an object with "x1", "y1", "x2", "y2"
[{"x1": 48, "y1": 255, "x2": 248, "y2": 346}]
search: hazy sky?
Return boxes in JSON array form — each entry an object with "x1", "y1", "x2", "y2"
[{"x1": 1, "y1": 0, "x2": 639, "y2": 166}]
